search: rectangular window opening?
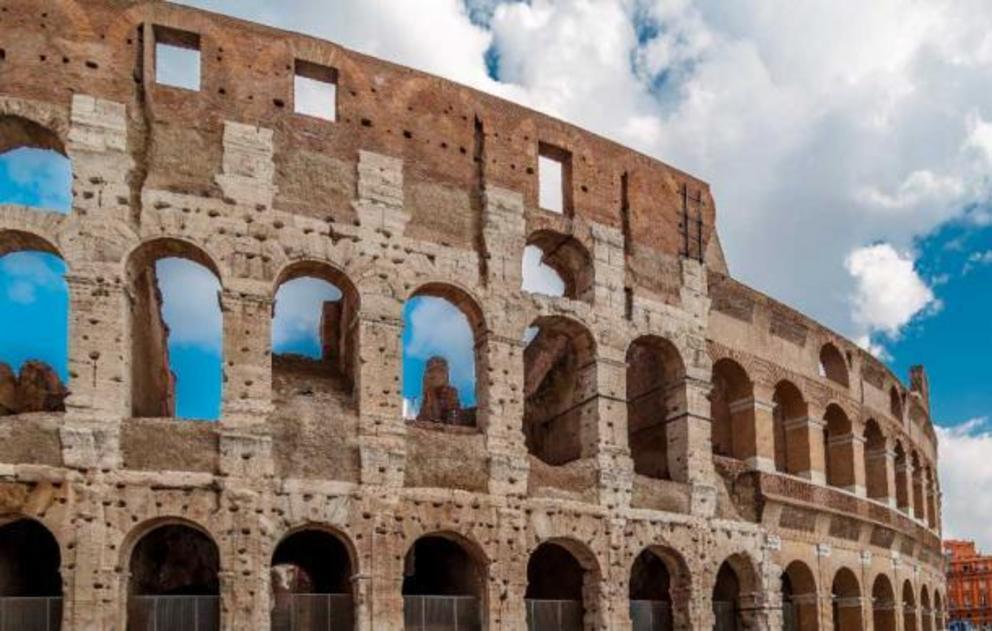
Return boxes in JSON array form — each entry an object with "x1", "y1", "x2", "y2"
[
  {"x1": 294, "y1": 59, "x2": 338, "y2": 122},
  {"x1": 538, "y1": 143, "x2": 572, "y2": 215},
  {"x1": 153, "y1": 25, "x2": 201, "y2": 91}
]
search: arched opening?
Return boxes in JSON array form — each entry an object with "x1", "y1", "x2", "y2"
[
  {"x1": 0, "y1": 236, "x2": 68, "y2": 415},
  {"x1": 781, "y1": 561, "x2": 818, "y2": 631},
  {"x1": 712, "y1": 561, "x2": 742, "y2": 630},
  {"x1": 626, "y1": 336, "x2": 685, "y2": 480},
  {"x1": 710, "y1": 358, "x2": 753, "y2": 461},
  {"x1": 628, "y1": 549, "x2": 680, "y2": 631},
  {"x1": 271, "y1": 263, "x2": 359, "y2": 401},
  {"x1": 522, "y1": 230, "x2": 592, "y2": 302},
  {"x1": 523, "y1": 316, "x2": 597, "y2": 466},
  {"x1": 126, "y1": 240, "x2": 223, "y2": 420},
  {"x1": 911, "y1": 452, "x2": 925, "y2": 523},
  {"x1": 402, "y1": 284, "x2": 484, "y2": 427},
  {"x1": 526, "y1": 541, "x2": 597, "y2": 631},
  {"x1": 270, "y1": 529, "x2": 355, "y2": 631},
  {"x1": 831, "y1": 568, "x2": 862, "y2": 631},
  {"x1": 772, "y1": 381, "x2": 807, "y2": 475},
  {"x1": 864, "y1": 419, "x2": 889, "y2": 501},
  {"x1": 894, "y1": 441, "x2": 910, "y2": 514},
  {"x1": 127, "y1": 523, "x2": 220, "y2": 631},
  {"x1": 0, "y1": 519, "x2": 62, "y2": 628},
  {"x1": 889, "y1": 386, "x2": 903, "y2": 421},
  {"x1": 920, "y1": 586, "x2": 932, "y2": 631},
  {"x1": 0, "y1": 115, "x2": 71, "y2": 214},
  {"x1": 818, "y1": 344, "x2": 849, "y2": 388},
  {"x1": 903, "y1": 580, "x2": 917, "y2": 631},
  {"x1": 823, "y1": 404, "x2": 854, "y2": 490},
  {"x1": 402, "y1": 534, "x2": 484, "y2": 631},
  {"x1": 871, "y1": 574, "x2": 896, "y2": 631}
]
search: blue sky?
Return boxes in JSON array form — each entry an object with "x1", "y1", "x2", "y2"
[{"x1": 4, "y1": 0, "x2": 992, "y2": 544}]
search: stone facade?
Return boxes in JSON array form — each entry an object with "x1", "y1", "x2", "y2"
[{"x1": 0, "y1": 1, "x2": 944, "y2": 630}]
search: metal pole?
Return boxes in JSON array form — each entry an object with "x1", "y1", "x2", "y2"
[{"x1": 454, "y1": 597, "x2": 459, "y2": 631}]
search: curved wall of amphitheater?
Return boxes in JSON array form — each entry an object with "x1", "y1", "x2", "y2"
[{"x1": 0, "y1": 1, "x2": 945, "y2": 629}]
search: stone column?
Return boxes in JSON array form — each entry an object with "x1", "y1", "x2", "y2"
[
  {"x1": 667, "y1": 375, "x2": 718, "y2": 515},
  {"x1": 593, "y1": 353, "x2": 634, "y2": 511},
  {"x1": 589, "y1": 222, "x2": 626, "y2": 317},
  {"x1": 220, "y1": 289, "x2": 274, "y2": 426},
  {"x1": 480, "y1": 186, "x2": 526, "y2": 288},
  {"x1": 783, "y1": 415, "x2": 827, "y2": 485},
  {"x1": 483, "y1": 328, "x2": 529, "y2": 497}
]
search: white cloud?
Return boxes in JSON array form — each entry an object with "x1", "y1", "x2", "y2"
[
  {"x1": 937, "y1": 418, "x2": 992, "y2": 550},
  {"x1": 0, "y1": 251, "x2": 64, "y2": 304},
  {"x1": 854, "y1": 334, "x2": 891, "y2": 362},
  {"x1": 844, "y1": 243, "x2": 936, "y2": 338},
  {"x1": 156, "y1": 257, "x2": 222, "y2": 352},
  {"x1": 963, "y1": 249, "x2": 992, "y2": 275},
  {"x1": 521, "y1": 245, "x2": 566, "y2": 297},
  {"x1": 0, "y1": 147, "x2": 72, "y2": 212},
  {"x1": 272, "y1": 277, "x2": 342, "y2": 353}
]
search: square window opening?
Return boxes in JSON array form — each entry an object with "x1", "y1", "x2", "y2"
[
  {"x1": 295, "y1": 60, "x2": 338, "y2": 122},
  {"x1": 538, "y1": 143, "x2": 571, "y2": 215},
  {"x1": 154, "y1": 26, "x2": 201, "y2": 91}
]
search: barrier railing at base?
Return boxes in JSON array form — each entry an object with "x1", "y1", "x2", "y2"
[{"x1": 0, "y1": 597, "x2": 62, "y2": 631}]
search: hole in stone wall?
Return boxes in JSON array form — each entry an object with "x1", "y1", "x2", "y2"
[
  {"x1": 271, "y1": 530, "x2": 355, "y2": 630},
  {"x1": 889, "y1": 385, "x2": 903, "y2": 420},
  {"x1": 627, "y1": 336, "x2": 684, "y2": 481},
  {"x1": 0, "y1": 519, "x2": 62, "y2": 598},
  {"x1": 710, "y1": 358, "x2": 753, "y2": 461},
  {"x1": 272, "y1": 265, "x2": 357, "y2": 401},
  {"x1": 153, "y1": 25, "x2": 201, "y2": 91},
  {"x1": 127, "y1": 242, "x2": 222, "y2": 420},
  {"x1": 402, "y1": 287, "x2": 482, "y2": 427},
  {"x1": 772, "y1": 380, "x2": 806, "y2": 475},
  {"x1": 818, "y1": 342, "x2": 849, "y2": 388},
  {"x1": 127, "y1": 524, "x2": 220, "y2": 629},
  {"x1": 522, "y1": 230, "x2": 592, "y2": 301},
  {"x1": 294, "y1": 59, "x2": 337, "y2": 122},
  {"x1": 0, "y1": 115, "x2": 71, "y2": 214},
  {"x1": 0, "y1": 245, "x2": 69, "y2": 415},
  {"x1": 823, "y1": 403, "x2": 853, "y2": 488},
  {"x1": 523, "y1": 316, "x2": 596, "y2": 466},
  {"x1": 538, "y1": 143, "x2": 571, "y2": 215},
  {"x1": 712, "y1": 561, "x2": 742, "y2": 629}
]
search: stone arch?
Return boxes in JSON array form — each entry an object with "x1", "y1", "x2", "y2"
[
  {"x1": 823, "y1": 404, "x2": 855, "y2": 490},
  {"x1": 125, "y1": 519, "x2": 221, "y2": 631},
  {"x1": 894, "y1": 440, "x2": 911, "y2": 514},
  {"x1": 523, "y1": 229, "x2": 593, "y2": 301},
  {"x1": 526, "y1": 538, "x2": 602, "y2": 631},
  {"x1": 712, "y1": 552, "x2": 761, "y2": 630},
  {"x1": 270, "y1": 525, "x2": 358, "y2": 631},
  {"x1": 626, "y1": 335, "x2": 686, "y2": 480},
  {"x1": 628, "y1": 545, "x2": 692, "y2": 630},
  {"x1": 402, "y1": 282, "x2": 487, "y2": 427},
  {"x1": 933, "y1": 590, "x2": 944, "y2": 630},
  {"x1": 773, "y1": 380, "x2": 808, "y2": 475},
  {"x1": 0, "y1": 115, "x2": 72, "y2": 214},
  {"x1": 871, "y1": 573, "x2": 897, "y2": 631},
  {"x1": 0, "y1": 229, "x2": 70, "y2": 415},
  {"x1": 903, "y1": 579, "x2": 917, "y2": 631},
  {"x1": 710, "y1": 357, "x2": 754, "y2": 461},
  {"x1": 125, "y1": 237, "x2": 224, "y2": 419},
  {"x1": 523, "y1": 315, "x2": 598, "y2": 465},
  {"x1": 0, "y1": 517, "x2": 63, "y2": 625},
  {"x1": 863, "y1": 418, "x2": 889, "y2": 501},
  {"x1": 920, "y1": 585, "x2": 932, "y2": 631},
  {"x1": 781, "y1": 560, "x2": 818, "y2": 631},
  {"x1": 819, "y1": 343, "x2": 849, "y2": 388},
  {"x1": 402, "y1": 531, "x2": 488, "y2": 630},
  {"x1": 831, "y1": 567, "x2": 862, "y2": 631},
  {"x1": 271, "y1": 260, "x2": 361, "y2": 392},
  {"x1": 889, "y1": 386, "x2": 904, "y2": 421}
]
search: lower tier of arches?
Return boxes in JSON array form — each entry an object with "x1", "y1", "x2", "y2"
[{"x1": 0, "y1": 473, "x2": 945, "y2": 631}]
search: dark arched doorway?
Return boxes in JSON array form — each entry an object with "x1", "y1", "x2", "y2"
[
  {"x1": 0, "y1": 519, "x2": 62, "y2": 629},
  {"x1": 270, "y1": 529, "x2": 355, "y2": 631},
  {"x1": 403, "y1": 534, "x2": 484, "y2": 631}
]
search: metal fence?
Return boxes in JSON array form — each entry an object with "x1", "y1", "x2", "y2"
[
  {"x1": 271, "y1": 593, "x2": 354, "y2": 631},
  {"x1": 525, "y1": 599, "x2": 583, "y2": 631},
  {"x1": 630, "y1": 600, "x2": 672, "y2": 631},
  {"x1": 712, "y1": 601, "x2": 739, "y2": 631},
  {"x1": 782, "y1": 601, "x2": 797, "y2": 631},
  {"x1": 0, "y1": 597, "x2": 62, "y2": 631},
  {"x1": 403, "y1": 595, "x2": 481, "y2": 631},
  {"x1": 127, "y1": 595, "x2": 219, "y2": 631}
]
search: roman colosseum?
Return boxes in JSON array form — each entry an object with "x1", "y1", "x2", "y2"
[{"x1": 0, "y1": 1, "x2": 945, "y2": 629}]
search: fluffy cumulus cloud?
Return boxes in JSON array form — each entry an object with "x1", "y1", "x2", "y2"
[
  {"x1": 272, "y1": 277, "x2": 342, "y2": 357},
  {"x1": 937, "y1": 419, "x2": 992, "y2": 550},
  {"x1": 844, "y1": 243, "x2": 937, "y2": 339}
]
